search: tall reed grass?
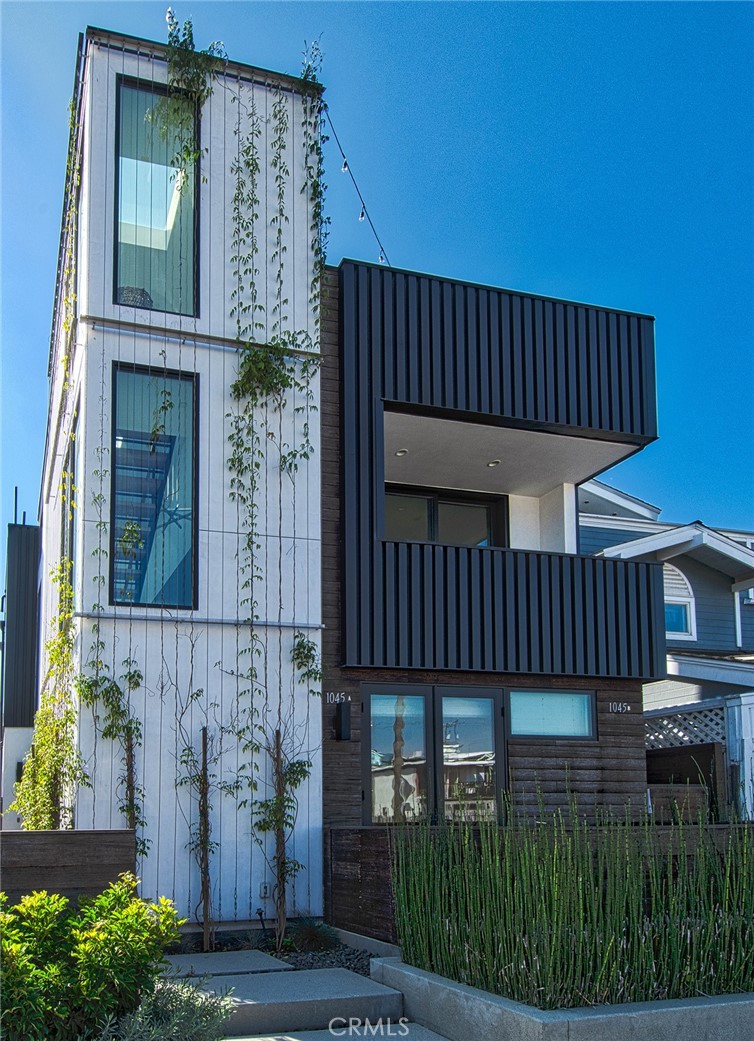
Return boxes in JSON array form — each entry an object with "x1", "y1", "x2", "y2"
[{"x1": 392, "y1": 805, "x2": 754, "y2": 1008}]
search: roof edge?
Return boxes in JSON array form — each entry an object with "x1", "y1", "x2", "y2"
[
  {"x1": 85, "y1": 25, "x2": 325, "y2": 95},
  {"x1": 338, "y1": 257, "x2": 656, "y2": 321}
]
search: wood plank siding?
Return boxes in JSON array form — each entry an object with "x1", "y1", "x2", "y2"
[
  {"x1": 1, "y1": 829, "x2": 136, "y2": 904},
  {"x1": 2, "y1": 524, "x2": 41, "y2": 728}
]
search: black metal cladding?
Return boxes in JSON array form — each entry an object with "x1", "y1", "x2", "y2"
[
  {"x1": 2, "y1": 525, "x2": 41, "y2": 727},
  {"x1": 340, "y1": 260, "x2": 665, "y2": 679},
  {"x1": 341, "y1": 260, "x2": 658, "y2": 440}
]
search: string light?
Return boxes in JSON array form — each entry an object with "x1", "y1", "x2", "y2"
[{"x1": 325, "y1": 107, "x2": 391, "y2": 267}]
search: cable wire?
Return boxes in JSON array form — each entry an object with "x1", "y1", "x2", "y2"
[{"x1": 324, "y1": 107, "x2": 391, "y2": 267}]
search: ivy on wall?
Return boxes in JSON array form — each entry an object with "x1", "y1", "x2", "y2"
[
  {"x1": 10, "y1": 561, "x2": 88, "y2": 829},
  {"x1": 15, "y1": 12, "x2": 327, "y2": 949}
]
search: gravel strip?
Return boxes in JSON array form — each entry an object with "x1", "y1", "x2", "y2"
[
  {"x1": 274, "y1": 943, "x2": 372, "y2": 977},
  {"x1": 174, "y1": 935, "x2": 373, "y2": 977}
]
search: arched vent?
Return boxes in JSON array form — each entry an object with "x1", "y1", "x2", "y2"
[
  {"x1": 663, "y1": 564, "x2": 696, "y2": 639},
  {"x1": 663, "y1": 563, "x2": 692, "y2": 600}
]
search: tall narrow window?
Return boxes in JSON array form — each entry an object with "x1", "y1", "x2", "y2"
[
  {"x1": 441, "y1": 695, "x2": 496, "y2": 820},
  {"x1": 115, "y1": 80, "x2": 197, "y2": 315},
  {"x1": 111, "y1": 366, "x2": 196, "y2": 608},
  {"x1": 369, "y1": 694, "x2": 428, "y2": 823}
]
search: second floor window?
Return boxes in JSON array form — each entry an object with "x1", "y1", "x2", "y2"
[
  {"x1": 663, "y1": 563, "x2": 696, "y2": 640},
  {"x1": 115, "y1": 80, "x2": 197, "y2": 316},
  {"x1": 384, "y1": 486, "x2": 508, "y2": 547},
  {"x1": 111, "y1": 364, "x2": 197, "y2": 608}
]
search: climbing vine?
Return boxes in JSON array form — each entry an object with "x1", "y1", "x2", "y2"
[
  {"x1": 301, "y1": 40, "x2": 330, "y2": 326},
  {"x1": 59, "y1": 97, "x2": 81, "y2": 394},
  {"x1": 77, "y1": 661, "x2": 150, "y2": 856},
  {"x1": 250, "y1": 632, "x2": 323, "y2": 951},
  {"x1": 10, "y1": 560, "x2": 88, "y2": 829},
  {"x1": 221, "y1": 25, "x2": 327, "y2": 940},
  {"x1": 20, "y1": 14, "x2": 328, "y2": 941}
]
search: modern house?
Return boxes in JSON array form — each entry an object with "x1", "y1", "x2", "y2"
[
  {"x1": 579, "y1": 480, "x2": 754, "y2": 817},
  {"x1": 5, "y1": 25, "x2": 670, "y2": 929}
]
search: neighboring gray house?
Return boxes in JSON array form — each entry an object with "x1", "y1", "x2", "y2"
[{"x1": 579, "y1": 480, "x2": 754, "y2": 817}]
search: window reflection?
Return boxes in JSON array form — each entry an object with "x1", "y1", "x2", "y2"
[
  {"x1": 384, "y1": 494, "x2": 431, "y2": 542},
  {"x1": 509, "y1": 691, "x2": 593, "y2": 737},
  {"x1": 437, "y1": 501, "x2": 490, "y2": 547},
  {"x1": 384, "y1": 490, "x2": 496, "y2": 547},
  {"x1": 370, "y1": 694, "x2": 428, "y2": 823},
  {"x1": 116, "y1": 82, "x2": 196, "y2": 315},
  {"x1": 442, "y1": 696, "x2": 496, "y2": 820},
  {"x1": 112, "y1": 368, "x2": 195, "y2": 607}
]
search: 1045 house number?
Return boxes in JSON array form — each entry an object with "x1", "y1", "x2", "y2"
[
  {"x1": 325, "y1": 692, "x2": 350, "y2": 704},
  {"x1": 608, "y1": 702, "x2": 631, "y2": 713}
]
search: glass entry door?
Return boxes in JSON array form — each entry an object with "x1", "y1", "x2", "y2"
[
  {"x1": 365, "y1": 685, "x2": 504, "y2": 823},
  {"x1": 369, "y1": 693, "x2": 430, "y2": 823},
  {"x1": 440, "y1": 694, "x2": 498, "y2": 820}
]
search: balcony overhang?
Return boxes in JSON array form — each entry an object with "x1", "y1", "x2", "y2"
[{"x1": 384, "y1": 410, "x2": 641, "y2": 497}]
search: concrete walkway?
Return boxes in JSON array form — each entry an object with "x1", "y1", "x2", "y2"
[
  {"x1": 166, "y1": 950, "x2": 293, "y2": 977},
  {"x1": 169, "y1": 950, "x2": 449, "y2": 1040}
]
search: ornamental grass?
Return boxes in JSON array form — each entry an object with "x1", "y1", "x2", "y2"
[{"x1": 392, "y1": 804, "x2": 754, "y2": 1009}]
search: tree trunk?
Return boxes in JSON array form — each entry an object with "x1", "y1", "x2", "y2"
[
  {"x1": 273, "y1": 728, "x2": 287, "y2": 953},
  {"x1": 199, "y1": 725, "x2": 214, "y2": 951}
]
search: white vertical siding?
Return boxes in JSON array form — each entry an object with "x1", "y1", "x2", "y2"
[{"x1": 39, "y1": 36, "x2": 323, "y2": 921}]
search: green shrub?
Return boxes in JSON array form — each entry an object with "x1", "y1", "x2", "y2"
[
  {"x1": 289, "y1": 916, "x2": 340, "y2": 952},
  {"x1": 95, "y1": 979, "x2": 234, "y2": 1041},
  {"x1": 0, "y1": 874, "x2": 181, "y2": 1041},
  {"x1": 392, "y1": 808, "x2": 754, "y2": 1009}
]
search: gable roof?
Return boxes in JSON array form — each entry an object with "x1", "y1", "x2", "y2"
[
  {"x1": 578, "y1": 479, "x2": 661, "y2": 521},
  {"x1": 596, "y1": 522, "x2": 754, "y2": 591}
]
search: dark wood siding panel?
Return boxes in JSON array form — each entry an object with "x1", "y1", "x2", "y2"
[
  {"x1": 1, "y1": 830, "x2": 136, "y2": 904},
  {"x1": 2, "y1": 524, "x2": 41, "y2": 728}
]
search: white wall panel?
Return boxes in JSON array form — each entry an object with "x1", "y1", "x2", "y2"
[{"x1": 35, "y1": 35, "x2": 324, "y2": 922}]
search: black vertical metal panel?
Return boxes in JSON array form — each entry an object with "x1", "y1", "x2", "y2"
[
  {"x1": 2, "y1": 525, "x2": 41, "y2": 727},
  {"x1": 339, "y1": 260, "x2": 664, "y2": 679}
]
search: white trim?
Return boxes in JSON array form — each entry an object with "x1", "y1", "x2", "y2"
[
  {"x1": 667, "y1": 653, "x2": 754, "y2": 687},
  {"x1": 644, "y1": 696, "x2": 728, "y2": 718},
  {"x1": 579, "y1": 514, "x2": 666, "y2": 534},
  {"x1": 663, "y1": 564, "x2": 696, "y2": 641},
  {"x1": 596, "y1": 522, "x2": 754, "y2": 585},
  {"x1": 579, "y1": 512, "x2": 754, "y2": 544},
  {"x1": 664, "y1": 599, "x2": 696, "y2": 640},
  {"x1": 735, "y1": 591, "x2": 743, "y2": 648},
  {"x1": 578, "y1": 479, "x2": 661, "y2": 520}
]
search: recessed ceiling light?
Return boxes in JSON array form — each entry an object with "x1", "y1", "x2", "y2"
[
  {"x1": 395, "y1": 448, "x2": 409, "y2": 457},
  {"x1": 487, "y1": 459, "x2": 501, "y2": 468}
]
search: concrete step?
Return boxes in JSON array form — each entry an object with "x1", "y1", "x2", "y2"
[
  {"x1": 228, "y1": 1026, "x2": 450, "y2": 1041},
  {"x1": 201, "y1": 967, "x2": 403, "y2": 1037},
  {"x1": 166, "y1": 950, "x2": 292, "y2": 977}
]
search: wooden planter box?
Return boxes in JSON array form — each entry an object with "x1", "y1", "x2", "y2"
[{"x1": 1, "y1": 829, "x2": 136, "y2": 904}]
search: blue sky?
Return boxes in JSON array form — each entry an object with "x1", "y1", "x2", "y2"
[{"x1": 1, "y1": 0, "x2": 753, "y2": 585}]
